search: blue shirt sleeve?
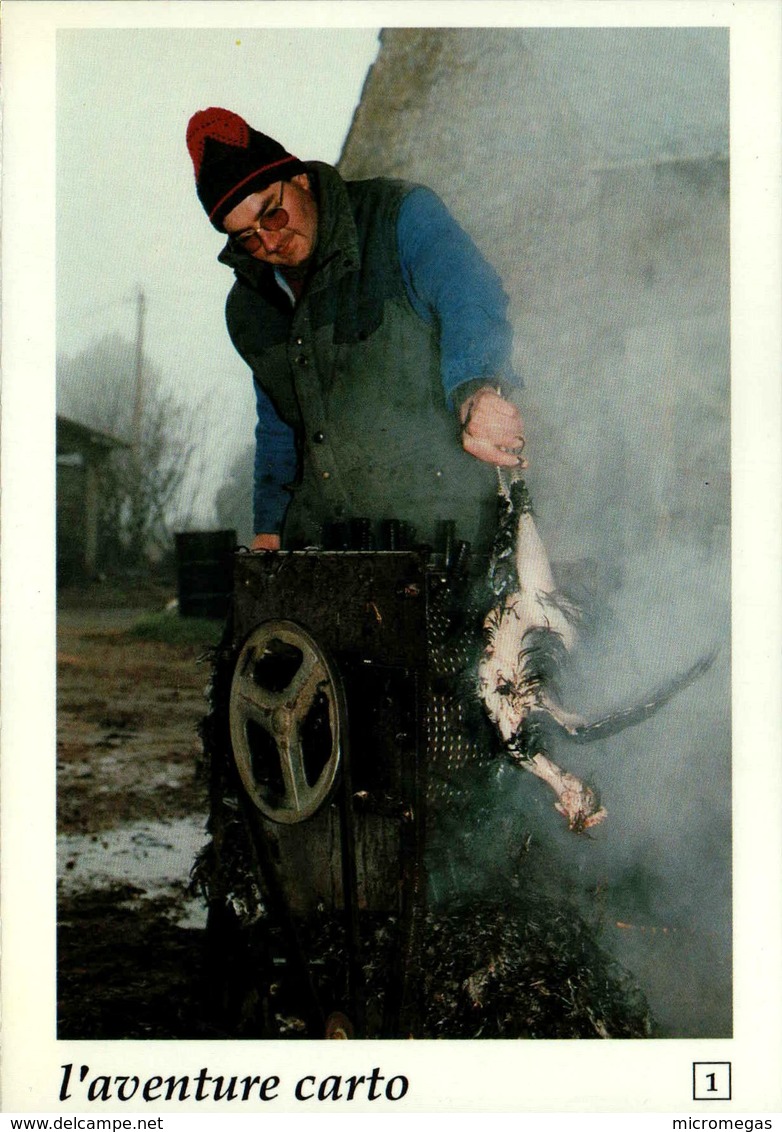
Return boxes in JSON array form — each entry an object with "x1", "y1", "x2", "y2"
[
  {"x1": 397, "y1": 187, "x2": 518, "y2": 409},
  {"x1": 253, "y1": 380, "x2": 298, "y2": 534}
]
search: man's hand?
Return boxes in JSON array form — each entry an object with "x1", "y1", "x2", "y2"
[
  {"x1": 251, "y1": 533, "x2": 281, "y2": 551},
  {"x1": 459, "y1": 386, "x2": 528, "y2": 468}
]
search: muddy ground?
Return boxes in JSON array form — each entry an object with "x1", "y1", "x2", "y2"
[{"x1": 57, "y1": 586, "x2": 221, "y2": 1038}]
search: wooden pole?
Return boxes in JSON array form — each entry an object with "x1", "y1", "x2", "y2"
[{"x1": 131, "y1": 288, "x2": 146, "y2": 454}]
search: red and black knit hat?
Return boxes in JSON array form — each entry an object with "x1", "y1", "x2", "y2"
[{"x1": 186, "y1": 107, "x2": 306, "y2": 230}]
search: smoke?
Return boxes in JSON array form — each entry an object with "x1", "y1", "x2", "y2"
[
  {"x1": 465, "y1": 288, "x2": 732, "y2": 1036},
  {"x1": 346, "y1": 60, "x2": 732, "y2": 1033},
  {"x1": 545, "y1": 540, "x2": 730, "y2": 1030},
  {"x1": 458, "y1": 297, "x2": 732, "y2": 1035},
  {"x1": 343, "y1": 27, "x2": 732, "y2": 1035}
]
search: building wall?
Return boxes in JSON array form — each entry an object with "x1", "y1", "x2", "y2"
[{"x1": 56, "y1": 417, "x2": 123, "y2": 582}]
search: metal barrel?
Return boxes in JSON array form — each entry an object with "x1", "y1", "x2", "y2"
[
  {"x1": 323, "y1": 520, "x2": 350, "y2": 550},
  {"x1": 436, "y1": 519, "x2": 456, "y2": 570},
  {"x1": 175, "y1": 529, "x2": 236, "y2": 618},
  {"x1": 449, "y1": 539, "x2": 472, "y2": 581},
  {"x1": 398, "y1": 522, "x2": 416, "y2": 550},
  {"x1": 379, "y1": 518, "x2": 401, "y2": 550}
]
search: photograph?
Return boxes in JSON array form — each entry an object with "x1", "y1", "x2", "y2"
[{"x1": 1, "y1": 0, "x2": 780, "y2": 1117}]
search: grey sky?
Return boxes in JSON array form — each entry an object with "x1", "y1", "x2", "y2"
[{"x1": 57, "y1": 27, "x2": 380, "y2": 525}]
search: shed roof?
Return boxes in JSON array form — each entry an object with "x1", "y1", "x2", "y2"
[{"x1": 56, "y1": 414, "x2": 130, "y2": 455}]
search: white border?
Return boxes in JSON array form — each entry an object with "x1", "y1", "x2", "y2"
[{"x1": 2, "y1": 0, "x2": 780, "y2": 1115}]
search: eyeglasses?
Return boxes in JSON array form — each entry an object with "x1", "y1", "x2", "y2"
[{"x1": 230, "y1": 182, "x2": 289, "y2": 253}]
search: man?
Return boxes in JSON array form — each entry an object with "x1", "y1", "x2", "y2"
[{"x1": 186, "y1": 107, "x2": 526, "y2": 558}]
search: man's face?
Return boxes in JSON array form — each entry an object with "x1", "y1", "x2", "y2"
[{"x1": 223, "y1": 174, "x2": 318, "y2": 268}]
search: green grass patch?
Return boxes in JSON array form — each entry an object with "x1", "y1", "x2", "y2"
[{"x1": 127, "y1": 609, "x2": 225, "y2": 647}]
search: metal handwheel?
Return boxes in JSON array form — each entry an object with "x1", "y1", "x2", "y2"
[{"x1": 229, "y1": 619, "x2": 345, "y2": 823}]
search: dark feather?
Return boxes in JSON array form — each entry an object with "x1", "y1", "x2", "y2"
[{"x1": 532, "y1": 650, "x2": 719, "y2": 744}]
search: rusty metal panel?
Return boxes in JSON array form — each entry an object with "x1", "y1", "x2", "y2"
[
  {"x1": 229, "y1": 551, "x2": 431, "y2": 921},
  {"x1": 232, "y1": 551, "x2": 432, "y2": 668}
]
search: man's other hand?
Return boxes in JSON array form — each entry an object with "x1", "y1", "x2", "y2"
[
  {"x1": 251, "y1": 533, "x2": 281, "y2": 551},
  {"x1": 459, "y1": 386, "x2": 528, "y2": 468}
]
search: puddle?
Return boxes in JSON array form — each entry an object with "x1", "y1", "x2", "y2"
[
  {"x1": 58, "y1": 815, "x2": 210, "y2": 928},
  {"x1": 58, "y1": 754, "x2": 192, "y2": 787}
]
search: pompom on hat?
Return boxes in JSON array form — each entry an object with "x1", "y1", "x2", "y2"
[{"x1": 186, "y1": 107, "x2": 306, "y2": 230}]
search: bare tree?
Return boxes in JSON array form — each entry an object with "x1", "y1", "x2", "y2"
[{"x1": 57, "y1": 333, "x2": 202, "y2": 573}]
